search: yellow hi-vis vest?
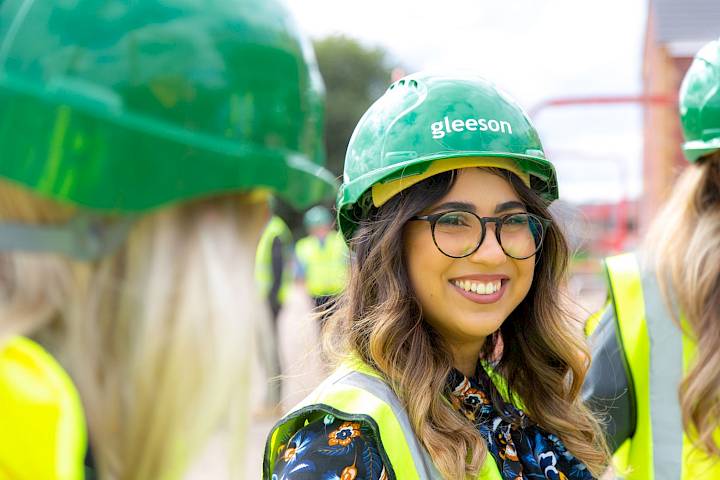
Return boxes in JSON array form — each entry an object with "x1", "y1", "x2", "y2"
[
  {"x1": 604, "y1": 253, "x2": 720, "y2": 480},
  {"x1": 294, "y1": 232, "x2": 348, "y2": 297},
  {"x1": 0, "y1": 336, "x2": 87, "y2": 480},
  {"x1": 254, "y1": 215, "x2": 293, "y2": 304},
  {"x1": 263, "y1": 359, "x2": 503, "y2": 480}
]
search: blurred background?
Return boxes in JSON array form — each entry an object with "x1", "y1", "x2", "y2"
[{"x1": 244, "y1": 0, "x2": 720, "y2": 476}]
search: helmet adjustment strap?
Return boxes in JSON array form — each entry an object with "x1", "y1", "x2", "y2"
[{"x1": 0, "y1": 212, "x2": 137, "y2": 261}]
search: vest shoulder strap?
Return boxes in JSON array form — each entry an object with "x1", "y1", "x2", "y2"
[{"x1": 605, "y1": 253, "x2": 648, "y2": 370}]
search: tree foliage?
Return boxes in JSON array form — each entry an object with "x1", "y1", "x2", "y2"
[{"x1": 314, "y1": 35, "x2": 393, "y2": 178}]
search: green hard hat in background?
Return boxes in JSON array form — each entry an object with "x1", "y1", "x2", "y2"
[
  {"x1": 679, "y1": 38, "x2": 720, "y2": 163},
  {"x1": 303, "y1": 205, "x2": 333, "y2": 229},
  {"x1": 337, "y1": 72, "x2": 557, "y2": 240},
  {"x1": 0, "y1": 0, "x2": 337, "y2": 212}
]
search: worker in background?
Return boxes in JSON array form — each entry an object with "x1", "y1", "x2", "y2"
[
  {"x1": 294, "y1": 205, "x2": 349, "y2": 320},
  {"x1": 256, "y1": 213, "x2": 294, "y2": 322},
  {"x1": 255, "y1": 213, "x2": 294, "y2": 408},
  {"x1": 0, "y1": 0, "x2": 336, "y2": 478},
  {"x1": 583, "y1": 37, "x2": 720, "y2": 480}
]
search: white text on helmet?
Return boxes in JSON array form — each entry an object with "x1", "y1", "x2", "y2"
[{"x1": 430, "y1": 116, "x2": 513, "y2": 139}]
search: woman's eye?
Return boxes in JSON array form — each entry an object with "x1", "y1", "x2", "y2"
[
  {"x1": 441, "y1": 216, "x2": 463, "y2": 225},
  {"x1": 438, "y1": 214, "x2": 469, "y2": 226},
  {"x1": 504, "y1": 214, "x2": 529, "y2": 225}
]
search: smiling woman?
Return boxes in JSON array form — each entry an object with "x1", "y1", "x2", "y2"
[{"x1": 263, "y1": 73, "x2": 609, "y2": 480}]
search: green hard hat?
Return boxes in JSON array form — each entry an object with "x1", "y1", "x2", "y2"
[
  {"x1": 337, "y1": 72, "x2": 557, "y2": 240},
  {"x1": 304, "y1": 205, "x2": 333, "y2": 228},
  {"x1": 679, "y1": 38, "x2": 720, "y2": 163},
  {"x1": 0, "y1": 0, "x2": 337, "y2": 212}
]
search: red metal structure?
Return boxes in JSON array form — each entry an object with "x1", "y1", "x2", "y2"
[{"x1": 530, "y1": 94, "x2": 674, "y2": 254}]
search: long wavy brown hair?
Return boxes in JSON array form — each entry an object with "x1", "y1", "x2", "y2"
[
  {"x1": 324, "y1": 167, "x2": 609, "y2": 478},
  {"x1": 646, "y1": 151, "x2": 720, "y2": 456}
]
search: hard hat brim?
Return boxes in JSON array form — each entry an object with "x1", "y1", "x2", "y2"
[
  {"x1": 0, "y1": 77, "x2": 338, "y2": 211},
  {"x1": 682, "y1": 138, "x2": 720, "y2": 163}
]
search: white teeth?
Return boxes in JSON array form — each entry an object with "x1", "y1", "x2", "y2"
[{"x1": 452, "y1": 280, "x2": 502, "y2": 295}]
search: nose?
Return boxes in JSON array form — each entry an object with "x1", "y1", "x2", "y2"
[{"x1": 468, "y1": 226, "x2": 506, "y2": 266}]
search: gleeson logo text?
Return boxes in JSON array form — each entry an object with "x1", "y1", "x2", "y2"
[{"x1": 431, "y1": 116, "x2": 513, "y2": 139}]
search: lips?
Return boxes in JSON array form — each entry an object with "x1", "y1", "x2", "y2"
[{"x1": 448, "y1": 274, "x2": 509, "y2": 304}]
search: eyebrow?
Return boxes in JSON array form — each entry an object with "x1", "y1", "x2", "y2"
[
  {"x1": 431, "y1": 201, "x2": 475, "y2": 212},
  {"x1": 494, "y1": 201, "x2": 526, "y2": 213},
  {"x1": 430, "y1": 200, "x2": 526, "y2": 214}
]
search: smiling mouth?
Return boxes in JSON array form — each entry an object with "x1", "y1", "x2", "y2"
[
  {"x1": 450, "y1": 279, "x2": 501, "y2": 295},
  {"x1": 448, "y1": 278, "x2": 509, "y2": 304}
]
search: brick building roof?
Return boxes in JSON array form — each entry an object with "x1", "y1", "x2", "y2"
[{"x1": 653, "y1": 0, "x2": 720, "y2": 55}]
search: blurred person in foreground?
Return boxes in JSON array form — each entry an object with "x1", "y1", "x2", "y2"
[
  {"x1": 294, "y1": 205, "x2": 349, "y2": 317},
  {"x1": 0, "y1": 0, "x2": 335, "y2": 478},
  {"x1": 583, "y1": 38, "x2": 720, "y2": 479},
  {"x1": 264, "y1": 73, "x2": 609, "y2": 480}
]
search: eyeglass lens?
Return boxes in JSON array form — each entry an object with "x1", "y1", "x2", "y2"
[{"x1": 432, "y1": 211, "x2": 545, "y2": 259}]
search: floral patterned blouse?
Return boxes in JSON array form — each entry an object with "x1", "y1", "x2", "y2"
[{"x1": 270, "y1": 365, "x2": 594, "y2": 480}]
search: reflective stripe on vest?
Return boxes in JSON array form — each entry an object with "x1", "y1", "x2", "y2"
[
  {"x1": 606, "y1": 253, "x2": 720, "y2": 479},
  {"x1": 263, "y1": 360, "x2": 503, "y2": 480},
  {"x1": 0, "y1": 336, "x2": 86, "y2": 480},
  {"x1": 294, "y1": 232, "x2": 348, "y2": 297}
]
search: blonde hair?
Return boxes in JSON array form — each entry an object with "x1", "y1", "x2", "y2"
[
  {"x1": 324, "y1": 169, "x2": 609, "y2": 479},
  {"x1": 645, "y1": 152, "x2": 720, "y2": 456},
  {"x1": 0, "y1": 179, "x2": 267, "y2": 480}
]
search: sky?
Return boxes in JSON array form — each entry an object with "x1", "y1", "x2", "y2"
[{"x1": 287, "y1": 0, "x2": 648, "y2": 204}]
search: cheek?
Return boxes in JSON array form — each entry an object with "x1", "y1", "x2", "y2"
[
  {"x1": 403, "y1": 226, "x2": 448, "y2": 305},
  {"x1": 514, "y1": 259, "x2": 536, "y2": 300},
  {"x1": 403, "y1": 230, "x2": 426, "y2": 294}
]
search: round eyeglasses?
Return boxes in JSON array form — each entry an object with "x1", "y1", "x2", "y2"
[{"x1": 409, "y1": 210, "x2": 551, "y2": 260}]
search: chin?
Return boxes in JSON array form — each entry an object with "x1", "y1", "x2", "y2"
[
  {"x1": 457, "y1": 322, "x2": 502, "y2": 341},
  {"x1": 467, "y1": 313, "x2": 505, "y2": 332}
]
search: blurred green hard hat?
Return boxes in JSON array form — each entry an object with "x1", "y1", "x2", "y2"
[
  {"x1": 0, "y1": 0, "x2": 337, "y2": 211},
  {"x1": 304, "y1": 205, "x2": 333, "y2": 228},
  {"x1": 679, "y1": 38, "x2": 720, "y2": 163},
  {"x1": 337, "y1": 72, "x2": 557, "y2": 240}
]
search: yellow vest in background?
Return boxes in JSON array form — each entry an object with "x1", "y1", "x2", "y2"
[
  {"x1": 295, "y1": 231, "x2": 348, "y2": 297},
  {"x1": 255, "y1": 215, "x2": 293, "y2": 304},
  {"x1": 0, "y1": 336, "x2": 86, "y2": 480},
  {"x1": 605, "y1": 253, "x2": 720, "y2": 480}
]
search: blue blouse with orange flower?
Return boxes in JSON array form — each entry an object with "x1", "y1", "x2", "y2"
[{"x1": 270, "y1": 366, "x2": 594, "y2": 480}]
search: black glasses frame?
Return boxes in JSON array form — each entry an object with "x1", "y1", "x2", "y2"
[{"x1": 409, "y1": 210, "x2": 551, "y2": 260}]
